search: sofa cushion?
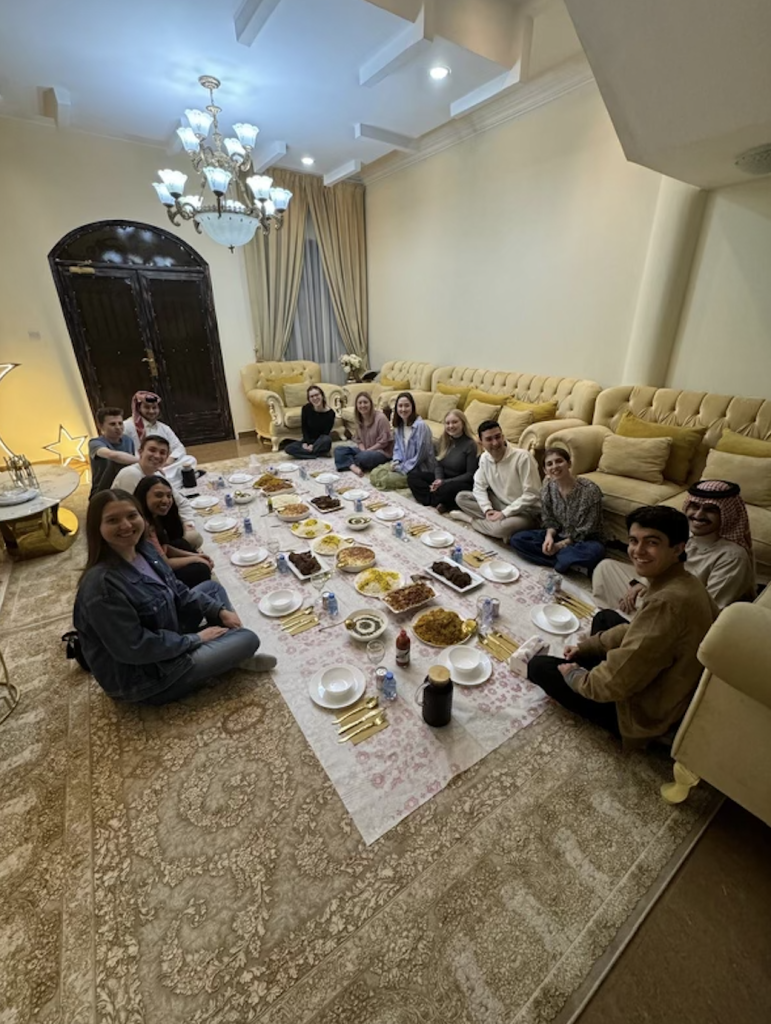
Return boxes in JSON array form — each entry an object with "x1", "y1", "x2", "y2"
[
  {"x1": 463, "y1": 387, "x2": 505, "y2": 410},
  {"x1": 465, "y1": 399, "x2": 503, "y2": 435},
  {"x1": 704, "y1": 450, "x2": 771, "y2": 508},
  {"x1": 583, "y1": 471, "x2": 683, "y2": 518},
  {"x1": 283, "y1": 381, "x2": 314, "y2": 408},
  {"x1": 598, "y1": 435, "x2": 673, "y2": 484},
  {"x1": 436, "y1": 382, "x2": 471, "y2": 407},
  {"x1": 427, "y1": 392, "x2": 460, "y2": 425},
  {"x1": 716, "y1": 428, "x2": 771, "y2": 458},
  {"x1": 615, "y1": 410, "x2": 705, "y2": 485},
  {"x1": 283, "y1": 407, "x2": 303, "y2": 428},
  {"x1": 499, "y1": 407, "x2": 533, "y2": 445},
  {"x1": 506, "y1": 398, "x2": 558, "y2": 423},
  {"x1": 427, "y1": 418, "x2": 445, "y2": 443},
  {"x1": 380, "y1": 376, "x2": 411, "y2": 391},
  {"x1": 265, "y1": 374, "x2": 306, "y2": 403}
]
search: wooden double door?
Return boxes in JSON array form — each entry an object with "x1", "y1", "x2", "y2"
[{"x1": 49, "y1": 221, "x2": 234, "y2": 446}]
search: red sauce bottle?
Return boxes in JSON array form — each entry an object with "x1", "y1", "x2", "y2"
[{"x1": 395, "y1": 628, "x2": 411, "y2": 668}]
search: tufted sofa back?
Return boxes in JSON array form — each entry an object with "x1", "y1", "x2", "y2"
[
  {"x1": 240, "y1": 360, "x2": 321, "y2": 395},
  {"x1": 380, "y1": 360, "x2": 436, "y2": 392},
  {"x1": 431, "y1": 366, "x2": 601, "y2": 424}
]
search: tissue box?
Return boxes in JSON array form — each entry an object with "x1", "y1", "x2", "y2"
[{"x1": 508, "y1": 635, "x2": 550, "y2": 676}]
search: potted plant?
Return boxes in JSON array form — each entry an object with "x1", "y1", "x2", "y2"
[{"x1": 339, "y1": 352, "x2": 364, "y2": 383}]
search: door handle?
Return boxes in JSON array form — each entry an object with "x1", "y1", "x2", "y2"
[{"x1": 141, "y1": 349, "x2": 159, "y2": 378}]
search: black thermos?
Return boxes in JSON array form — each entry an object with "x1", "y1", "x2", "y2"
[{"x1": 420, "y1": 665, "x2": 453, "y2": 727}]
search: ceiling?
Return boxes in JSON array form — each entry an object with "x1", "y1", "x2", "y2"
[
  {"x1": 0, "y1": 0, "x2": 582, "y2": 182},
  {"x1": 564, "y1": 0, "x2": 771, "y2": 189}
]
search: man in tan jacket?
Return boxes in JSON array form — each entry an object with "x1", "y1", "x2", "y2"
[{"x1": 527, "y1": 506, "x2": 717, "y2": 746}]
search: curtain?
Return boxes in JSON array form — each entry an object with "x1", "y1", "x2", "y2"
[
  {"x1": 307, "y1": 180, "x2": 369, "y2": 368},
  {"x1": 285, "y1": 215, "x2": 346, "y2": 384},
  {"x1": 244, "y1": 169, "x2": 309, "y2": 361}
]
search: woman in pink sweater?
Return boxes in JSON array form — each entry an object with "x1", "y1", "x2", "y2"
[{"x1": 334, "y1": 392, "x2": 394, "y2": 477}]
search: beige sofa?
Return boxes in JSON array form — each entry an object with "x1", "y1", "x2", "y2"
[
  {"x1": 241, "y1": 360, "x2": 344, "y2": 451},
  {"x1": 546, "y1": 385, "x2": 771, "y2": 580},
  {"x1": 338, "y1": 360, "x2": 436, "y2": 428},
  {"x1": 661, "y1": 583, "x2": 771, "y2": 826}
]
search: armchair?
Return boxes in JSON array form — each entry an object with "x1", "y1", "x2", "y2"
[{"x1": 241, "y1": 360, "x2": 344, "y2": 451}]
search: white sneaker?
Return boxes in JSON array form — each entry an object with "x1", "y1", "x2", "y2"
[
  {"x1": 240, "y1": 653, "x2": 277, "y2": 673},
  {"x1": 449, "y1": 510, "x2": 473, "y2": 523}
]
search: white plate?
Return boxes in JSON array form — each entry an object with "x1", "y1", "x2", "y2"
[
  {"x1": 437, "y1": 646, "x2": 493, "y2": 686},
  {"x1": 341, "y1": 488, "x2": 370, "y2": 502},
  {"x1": 316, "y1": 472, "x2": 340, "y2": 485},
  {"x1": 312, "y1": 534, "x2": 355, "y2": 557},
  {"x1": 530, "y1": 604, "x2": 580, "y2": 635},
  {"x1": 479, "y1": 560, "x2": 521, "y2": 583},
  {"x1": 423, "y1": 556, "x2": 485, "y2": 594},
  {"x1": 190, "y1": 495, "x2": 219, "y2": 510},
  {"x1": 230, "y1": 548, "x2": 268, "y2": 567},
  {"x1": 204, "y1": 515, "x2": 238, "y2": 533},
  {"x1": 286, "y1": 552, "x2": 325, "y2": 580},
  {"x1": 291, "y1": 519, "x2": 332, "y2": 539},
  {"x1": 0, "y1": 488, "x2": 39, "y2": 506},
  {"x1": 411, "y1": 609, "x2": 475, "y2": 647},
  {"x1": 420, "y1": 529, "x2": 455, "y2": 549},
  {"x1": 375, "y1": 505, "x2": 405, "y2": 522},
  {"x1": 277, "y1": 462, "x2": 299, "y2": 474},
  {"x1": 309, "y1": 665, "x2": 366, "y2": 710},
  {"x1": 258, "y1": 590, "x2": 303, "y2": 618},
  {"x1": 354, "y1": 568, "x2": 404, "y2": 597},
  {"x1": 228, "y1": 472, "x2": 253, "y2": 485}
]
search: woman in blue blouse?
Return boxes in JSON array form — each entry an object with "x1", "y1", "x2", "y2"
[{"x1": 370, "y1": 392, "x2": 436, "y2": 490}]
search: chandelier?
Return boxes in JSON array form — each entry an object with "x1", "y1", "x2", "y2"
[{"x1": 152, "y1": 75, "x2": 292, "y2": 250}]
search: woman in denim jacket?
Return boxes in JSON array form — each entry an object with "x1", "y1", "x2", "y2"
[{"x1": 74, "y1": 489, "x2": 276, "y2": 704}]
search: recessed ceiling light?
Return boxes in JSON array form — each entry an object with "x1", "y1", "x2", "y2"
[
  {"x1": 301, "y1": 156, "x2": 315, "y2": 166},
  {"x1": 429, "y1": 66, "x2": 450, "y2": 81}
]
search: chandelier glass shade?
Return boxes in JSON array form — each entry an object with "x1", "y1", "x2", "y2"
[{"x1": 152, "y1": 75, "x2": 292, "y2": 250}]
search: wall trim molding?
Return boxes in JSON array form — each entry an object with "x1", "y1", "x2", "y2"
[{"x1": 361, "y1": 54, "x2": 595, "y2": 185}]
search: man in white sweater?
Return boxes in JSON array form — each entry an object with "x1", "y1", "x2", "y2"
[
  {"x1": 451, "y1": 419, "x2": 541, "y2": 541},
  {"x1": 113, "y1": 435, "x2": 203, "y2": 550}
]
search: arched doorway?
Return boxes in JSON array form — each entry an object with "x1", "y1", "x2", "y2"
[{"x1": 49, "y1": 220, "x2": 234, "y2": 446}]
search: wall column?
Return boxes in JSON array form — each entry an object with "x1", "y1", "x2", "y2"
[{"x1": 622, "y1": 176, "x2": 707, "y2": 386}]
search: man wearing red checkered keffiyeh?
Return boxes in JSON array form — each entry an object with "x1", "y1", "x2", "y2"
[{"x1": 593, "y1": 478, "x2": 756, "y2": 612}]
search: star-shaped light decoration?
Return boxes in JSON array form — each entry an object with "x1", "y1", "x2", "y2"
[
  {"x1": 0, "y1": 363, "x2": 19, "y2": 457},
  {"x1": 43, "y1": 424, "x2": 88, "y2": 467}
]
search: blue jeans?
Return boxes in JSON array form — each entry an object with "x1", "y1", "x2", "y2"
[
  {"x1": 334, "y1": 445, "x2": 390, "y2": 472},
  {"x1": 284, "y1": 435, "x2": 332, "y2": 459},
  {"x1": 510, "y1": 529, "x2": 606, "y2": 574},
  {"x1": 142, "y1": 581, "x2": 260, "y2": 705}
]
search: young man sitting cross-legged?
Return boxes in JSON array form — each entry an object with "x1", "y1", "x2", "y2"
[{"x1": 527, "y1": 506, "x2": 717, "y2": 747}]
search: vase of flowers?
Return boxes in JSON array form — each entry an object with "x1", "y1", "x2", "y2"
[{"x1": 339, "y1": 352, "x2": 364, "y2": 383}]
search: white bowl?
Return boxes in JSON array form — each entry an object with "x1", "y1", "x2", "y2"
[
  {"x1": 268, "y1": 590, "x2": 296, "y2": 613},
  {"x1": 233, "y1": 492, "x2": 254, "y2": 505},
  {"x1": 447, "y1": 646, "x2": 482, "y2": 680},
  {"x1": 316, "y1": 472, "x2": 340, "y2": 485},
  {"x1": 346, "y1": 515, "x2": 372, "y2": 532},
  {"x1": 422, "y1": 529, "x2": 454, "y2": 548},
  {"x1": 277, "y1": 463, "x2": 298, "y2": 474},
  {"x1": 488, "y1": 561, "x2": 512, "y2": 579},
  {"x1": 231, "y1": 547, "x2": 267, "y2": 566},
  {"x1": 542, "y1": 603, "x2": 573, "y2": 627},
  {"x1": 228, "y1": 472, "x2": 252, "y2": 485},
  {"x1": 319, "y1": 666, "x2": 356, "y2": 704}
]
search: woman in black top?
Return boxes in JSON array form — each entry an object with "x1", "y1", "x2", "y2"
[
  {"x1": 407, "y1": 408, "x2": 479, "y2": 512},
  {"x1": 284, "y1": 385, "x2": 336, "y2": 459},
  {"x1": 135, "y1": 475, "x2": 214, "y2": 588}
]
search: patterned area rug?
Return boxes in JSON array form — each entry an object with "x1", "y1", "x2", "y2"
[{"x1": 0, "y1": 460, "x2": 718, "y2": 1024}]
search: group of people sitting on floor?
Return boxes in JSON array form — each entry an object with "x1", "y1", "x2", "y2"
[{"x1": 79, "y1": 383, "x2": 758, "y2": 749}]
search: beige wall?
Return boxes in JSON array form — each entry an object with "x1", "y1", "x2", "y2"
[
  {"x1": 365, "y1": 83, "x2": 664, "y2": 387},
  {"x1": 0, "y1": 118, "x2": 256, "y2": 459},
  {"x1": 666, "y1": 177, "x2": 771, "y2": 398}
]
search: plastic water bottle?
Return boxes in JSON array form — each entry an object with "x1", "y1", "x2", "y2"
[
  {"x1": 452, "y1": 544, "x2": 463, "y2": 564},
  {"x1": 544, "y1": 571, "x2": 562, "y2": 600},
  {"x1": 225, "y1": 493, "x2": 234, "y2": 508},
  {"x1": 393, "y1": 521, "x2": 404, "y2": 540},
  {"x1": 299, "y1": 465, "x2": 308, "y2": 481},
  {"x1": 217, "y1": 475, "x2": 226, "y2": 489},
  {"x1": 243, "y1": 516, "x2": 253, "y2": 535},
  {"x1": 479, "y1": 597, "x2": 494, "y2": 637},
  {"x1": 277, "y1": 554, "x2": 289, "y2": 574},
  {"x1": 382, "y1": 671, "x2": 397, "y2": 702},
  {"x1": 326, "y1": 592, "x2": 339, "y2": 618},
  {"x1": 354, "y1": 497, "x2": 363, "y2": 513}
]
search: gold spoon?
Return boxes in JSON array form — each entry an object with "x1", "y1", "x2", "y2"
[
  {"x1": 339, "y1": 713, "x2": 386, "y2": 743},
  {"x1": 336, "y1": 696, "x2": 378, "y2": 723}
]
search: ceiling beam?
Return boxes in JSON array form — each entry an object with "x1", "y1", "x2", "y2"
[
  {"x1": 324, "y1": 160, "x2": 363, "y2": 186},
  {"x1": 252, "y1": 140, "x2": 287, "y2": 173},
  {"x1": 41, "y1": 86, "x2": 71, "y2": 128},
  {"x1": 354, "y1": 123, "x2": 419, "y2": 152},
  {"x1": 359, "y1": 2, "x2": 435, "y2": 87},
  {"x1": 450, "y1": 15, "x2": 534, "y2": 118},
  {"x1": 234, "y1": 0, "x2": 284, "y2": 47}
]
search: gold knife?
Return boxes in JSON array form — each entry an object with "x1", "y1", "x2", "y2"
[
  {"x1": 339, "y1": 713, "x2": 386, "y2": 743},
  {"x1": 338, "y1": 708, "x2": 382, "y2": 734},
  {"x1": 336, "y1": 697, "x2": 378, "y2": 723}
]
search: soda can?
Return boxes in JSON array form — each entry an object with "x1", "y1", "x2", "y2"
[
  {"x1": 490, "y1": 598, "x2": 500, "y2": 619},
  {"x1": 225, "y1": 493, "x2": 234, "y2": 508},
  {"x1": 375, "y1": 667, "x2": 388, "y2": 693},
  {"x1": 354, "y1": 497, "x2": 363, "y2": 513}
]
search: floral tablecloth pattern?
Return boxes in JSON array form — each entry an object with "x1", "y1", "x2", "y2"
[{"x1": 198, "y1": 460, "x2": 591, "y2": 845}]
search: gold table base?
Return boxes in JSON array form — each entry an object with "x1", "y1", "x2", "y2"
[{"x1": 0, "y1": 505, "x2": 79, "y2": 559}]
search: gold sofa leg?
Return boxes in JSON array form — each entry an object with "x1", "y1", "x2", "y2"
[{"x1": 660, "y1": 761, "x2": 701, "y2": 805}]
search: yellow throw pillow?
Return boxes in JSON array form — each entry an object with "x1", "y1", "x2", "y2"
[
  {"x1": 716, "y1": 428, "x2": 771, "y2": 458},
  {"x1": 460, "y1": 387, "x2": 506, "y2": 411},
  {"x1": 464, "y1": 399, "x2": 503, "y2": 436},
  {"x1": 427, "y1": 392, "x2": 460, "y2": 424},
  {"x1": 498, "y1": 407, "x2": 534, "y2": 445},
  {"x1": 598, "y1": 435, "x2": 672, "y2": 484},
  {"x1": 436, "y1": 382, "x2": 471, "y2": 408},
  {"x1": 506, "y1": 398, "x2": 558, "y2": 423},
  {"x1": 380, "y1": 376, "x2": 411, "y2": 391},
  {"x1": 615, "y1": 410, "x2": 705, "y2": 484},
  {"x1": 265, "y1": 374, "x2": 306, "y2": 403},
  {"x1": 282, "y1": 380, "x2": 315, "y2": 408},
  {"x1": 704, "y1": 449, "x2": 771, "y2": 508}
]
